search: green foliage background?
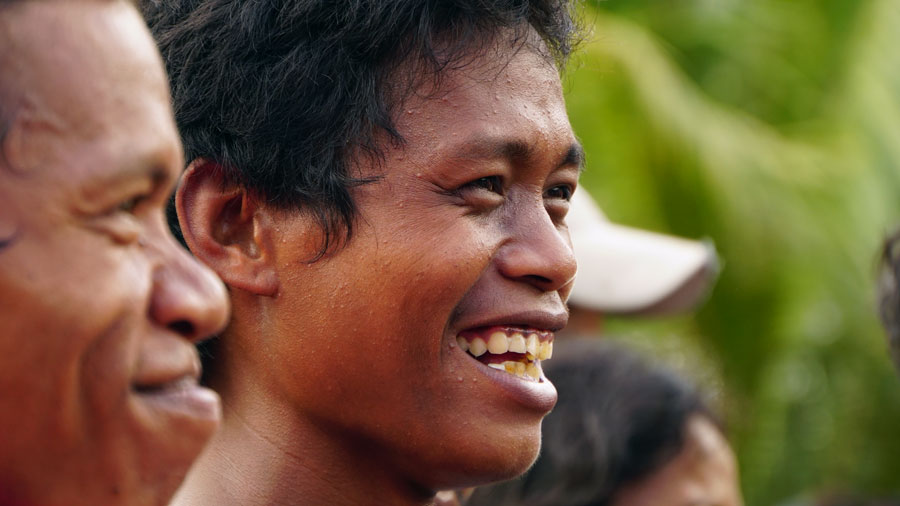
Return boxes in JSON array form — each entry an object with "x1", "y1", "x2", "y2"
[{"x1": 564, "y1": 1, "x2": 900, "y2": 504}]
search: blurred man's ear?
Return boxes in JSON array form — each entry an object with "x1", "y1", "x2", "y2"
[{"x1": 176, "y1": 159, "x2": 278, "y2": 297}]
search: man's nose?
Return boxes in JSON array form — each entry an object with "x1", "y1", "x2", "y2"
[
  {"x1": 495, "y1": 203, "x2": 577, "y2": 294},
  {"x1": 149, "y1": 234, "x2": 230, "y2": 342}
]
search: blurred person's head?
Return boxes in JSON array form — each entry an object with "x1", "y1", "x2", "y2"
[
  {"x1": 808, "y1": 493, "x2": 900, "y2": 506},
  {"x1": 466, "y1": 340, "x2": 742, "y2": 506},
  {"x1": 0, "y1": 1, "x2": 229, "y2": 504},
  {"x1": 143, "y1": 1, "x2": 582, "y2": 504},
  {"x1": 878, "y1": 231, "x2": 900, "y2": 371}
]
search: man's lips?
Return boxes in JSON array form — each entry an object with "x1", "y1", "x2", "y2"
[
  {"x1": 450, "y1": 309, "x2": 566, "y2": 379},
  {"x1": 134, "y1": 377, "x2": 221, "y2": 425},
  {"x1": 132, "y1": 336, "x2": 203, "y2": 392},
  {"x1": 131, "y1": 340, "x2": 220, "y2": 422},
  {"x1": 456, "y1": 326, "x2": 554, "y2": 382},
  {"x1": 449, "y1": 323, "x2": 559, "y2": 412},
  {"x1": 133, "y1": 372, "x2": 200, "y2": 394},
  {"x1": 454, "y1": 310, "x2": 568, "y2": 334}
]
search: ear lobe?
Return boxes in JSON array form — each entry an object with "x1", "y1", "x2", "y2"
[{"x1": 176, "y1": 159, "x2": 279, "y2": 296}]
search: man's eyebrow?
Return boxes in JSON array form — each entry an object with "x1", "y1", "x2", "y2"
[
  {"x1": 563, "y1": 143, "x2": 586, "y2": 173},
  {"x1": 452, "y1": 137, "x2": 585, "y2": 172},
  {"x1": 114, "y1": 153, "x2": 172, "y2": 185},
  {"x1": 452, "y1": 137, "x2": 532, "y2": 162},
  {"x1": 79, "y1": 157, "x2": 171, "y2": 204}
]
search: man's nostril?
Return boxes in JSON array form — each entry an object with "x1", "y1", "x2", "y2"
[
  {"x1": 169, "y1": 320, "x2": 196, "y2": 338},
  {"x1": 524, "y1": 274, "x2": 553, "y2": 286}
]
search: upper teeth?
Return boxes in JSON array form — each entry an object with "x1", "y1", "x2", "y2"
[
  {"x1": 526, "y1": 334, "x2": 540, "y2": 357},
  {"x1": 456, "y1": 329, "x2": 553, "y2": 361},
  {"x1": 509, "y1": 333, "x2": 526, "y2": 353},
  {"x1": 487, "y1": 331, "x2": 509, "y2": 354}
]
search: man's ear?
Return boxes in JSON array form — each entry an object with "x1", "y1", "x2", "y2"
[{"x1": 176, "y1": 159, "x2": 279, "y2": 296}]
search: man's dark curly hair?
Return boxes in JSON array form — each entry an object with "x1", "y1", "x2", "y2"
[{"x1": 140, "y1": 0, "x2": 581, "y2": 255}]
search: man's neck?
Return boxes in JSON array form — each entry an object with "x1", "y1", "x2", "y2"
[{"x1": 171, "y1": 364, "x2": 437, "y2": 506}]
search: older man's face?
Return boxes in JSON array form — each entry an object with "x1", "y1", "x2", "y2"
[{"x1": 0, "y1": 2, "x2": 229, "y2": 505}]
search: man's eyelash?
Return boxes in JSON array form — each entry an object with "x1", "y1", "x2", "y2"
[
  {"x1": 545, "y1": 184, "x2": 573, "y2": 200},
  {"x1": 117, "y1": 196, "x2": 144, "y2": 213},
  {"x1": 462, "y1": 176, "x2": 503, "y2": 194}
]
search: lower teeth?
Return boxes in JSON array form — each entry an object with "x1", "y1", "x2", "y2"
[{"x1": 487, "y1": 361, "x2": 540, "y2": 381}]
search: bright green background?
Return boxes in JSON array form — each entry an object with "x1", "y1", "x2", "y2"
[{"x1": 564, "y1": 1, "x2": 900, "y2": 504}]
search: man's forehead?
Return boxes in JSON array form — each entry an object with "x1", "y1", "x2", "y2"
[{"x1": 394, "y1": 42, "x2": 574, "y2": 166}]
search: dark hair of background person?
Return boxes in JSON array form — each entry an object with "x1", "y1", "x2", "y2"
[
  {"x1": 811, "y1": 494, "x2": 900, "y2": 506},
  {"x1": 140, "y1": 0, "x2": 582, "y2": 256},
  {"x1": 466, "y1": 340, "x2": 721, "y2": 506},
  {"x1": 878, "y1": 231, "x2": 900, "y2": 371}
]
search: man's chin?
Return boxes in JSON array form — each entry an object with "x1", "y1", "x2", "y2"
[
  {"x1": 127, "y1": 392, "x2": 221, "y2": 499},
  {"x1": 415, "y1": 431, "x2": 543, "y2": 492}
]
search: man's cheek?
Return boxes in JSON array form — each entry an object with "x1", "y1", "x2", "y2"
[{"x1": 0, "y1": 199, "x2": 18, "y2": 250}]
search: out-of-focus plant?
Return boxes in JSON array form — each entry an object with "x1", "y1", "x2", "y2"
[{"x1": 565, "y1": 1, "x2": 900, "y2": 504}]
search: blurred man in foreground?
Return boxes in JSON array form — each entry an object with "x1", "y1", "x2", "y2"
[{"x1": 0, "y1": 1, "x2": 229, "y2": 504}]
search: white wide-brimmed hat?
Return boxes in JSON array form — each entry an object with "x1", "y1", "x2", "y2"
[{"x1": 567, "y1": 190, "x2": 719, "y2": 315}]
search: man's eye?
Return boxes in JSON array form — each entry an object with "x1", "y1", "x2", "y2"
[
  {"x1": 545, "y1": 184, "x2": 573, "y2": 201},
  {"x1": 463, "y1": 176, "x2": 503, "y2": 195},
  {"x1": 116, "y1": 195, "x2": 146, "y2": 214}
]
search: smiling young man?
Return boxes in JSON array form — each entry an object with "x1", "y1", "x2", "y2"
[
  {"x1": 143, "y1": 1, "x2": 581, "y2": 505},
  {"x1": 0, "y1": 1, "x2": 229, "y2": 505}
]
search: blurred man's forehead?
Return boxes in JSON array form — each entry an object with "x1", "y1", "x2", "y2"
[
  {"x1": 0, "y1": 0, "x2": 178, "y2": 175},
  {"x1": 0, "y1": 0, "x2": 169, "y2": 134}
]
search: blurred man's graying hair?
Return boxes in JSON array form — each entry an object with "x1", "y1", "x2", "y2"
[{"x1": 141, "y1": 0, "x2": 582, "y2": 257}]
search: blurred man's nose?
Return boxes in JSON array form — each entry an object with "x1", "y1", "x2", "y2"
[{"x1": 149, "y1": 234, "x2": 230, "y2": 342}]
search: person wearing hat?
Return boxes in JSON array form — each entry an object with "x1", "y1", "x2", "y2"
[{"x1": 559, "y1": 189, "x2": 718, "y2": 340}]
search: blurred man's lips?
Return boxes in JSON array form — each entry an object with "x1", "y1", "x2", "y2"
[
  {"x1": 133, "y1": 374, "x2": 220, "y2": 422},
  {"x1": 134, "y1": 373, "x2": 197, "y2": 394}
]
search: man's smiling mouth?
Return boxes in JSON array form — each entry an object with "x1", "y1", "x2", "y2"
[{"x1": 456, "y1": 326, "x2": 553, "y2": 382}]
